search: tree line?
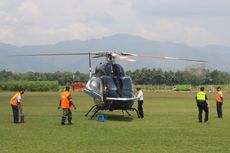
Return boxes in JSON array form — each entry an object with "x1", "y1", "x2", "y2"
[
  {"x1": 126, "y1": 67, "x2": 230, "y2": 85},
  {"x1": 0, "y1": 81, "x2": 58, "y2": 91},
  {"x1": 0, "y1": 70, "x2": 89, "y2": 85},
  {"x1": 0, "y1": 67, "x2": 230, "y2": 86}
]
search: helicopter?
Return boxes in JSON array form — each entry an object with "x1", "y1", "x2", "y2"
[
  {"x1": 84, "y1": 52, "x2": 140, "y2": 119},
  {"x1": 16, "y1": 51, "x2": 207, "y2": 119}
]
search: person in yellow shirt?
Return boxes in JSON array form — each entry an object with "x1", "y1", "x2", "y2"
[
  {"x1": 58, "y1": 86, "x2": 76, "y2": 125},
  {"x1": 215, "y1": 87, "x2": 223, "y2": 118},
  {"x1": 9, "y1": 89, "x2": 25, "y2": 124},
  {"x1": 195, "y1": 87, "x2": 209, "y2": 123}
]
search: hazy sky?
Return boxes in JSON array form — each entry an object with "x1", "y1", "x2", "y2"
[{"x1": 0, "y1": 0, "x2": 230, "y2": 46}]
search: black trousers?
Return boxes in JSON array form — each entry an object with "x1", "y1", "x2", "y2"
[
  {"x1": 11, "y1": 105, "x2": 19, "y2": 123},
  {"x1": 138, "y1": 100, "x2": 144, "y2": 118},
  {"x1": 61, "y1": 108, "x2": 72, "y2": 123},
  {"x1": 216, "y1": 102, "x2": 223, "y2": 118},
  {"x1": 197, "y1": 102, "x2": 209, "y2": 122}
]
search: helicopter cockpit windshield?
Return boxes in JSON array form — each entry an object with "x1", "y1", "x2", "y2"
[
  {"x1": 121, "y1": 78, "x2": 132, "y2": 90},
  {"x1": 85, "y1": 61, "x2": 135, "y2": 105},
  {"x1": 103, "y1": 76, "x2": 117, "y2": 90}
]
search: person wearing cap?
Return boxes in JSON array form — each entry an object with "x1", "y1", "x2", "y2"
[
  {"x1": 215, "y1": 86, "x2": 224, "y2": 118},
  {"x1": 58, "y1": 86, "x2": 76, "y2": 125},
  {"x1": 196, "y1": 87, "x2": 209, "y2": 123},
  {"x1": 136, "y1": 87, "x2": 144, "y2": 118},
  {"x1": 9, "y1": 89, "x2": 25, "y2": 124}
]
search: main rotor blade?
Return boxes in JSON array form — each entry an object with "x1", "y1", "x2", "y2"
[
  {"x1": 92, "y1": 55, "x2": 105, "y2": 58},
  {"x1": 136, "y1": 54, "x2": 207, "y2": 63},
  {"x1": 13, "y1": 51, "x2": 207, "y2": 63},
  {"x1": 120, "y1": 52, "x2": 137, "y2": 57},
  {"x1": 112, "y1": 53, "x2": 136, "y2": 62},
  {"x1": 14, "y1": 52, "x2": 90, "y2": 56}
]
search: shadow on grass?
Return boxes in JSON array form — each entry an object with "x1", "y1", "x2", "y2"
[
  {"x1": 102, "y1": 114, "x2": 134, "y2": 122},
  {"x1": 84, "y1": 110, "x2": 139, "y2": 122}
]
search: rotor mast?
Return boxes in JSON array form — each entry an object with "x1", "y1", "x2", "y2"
[{"x1": 106, "y1": 53, "x2": 115, "y2": 75}]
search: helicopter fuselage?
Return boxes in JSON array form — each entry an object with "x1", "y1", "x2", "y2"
[{"x1": 84, "y1": 62, "x2": 136, "y2": 111}]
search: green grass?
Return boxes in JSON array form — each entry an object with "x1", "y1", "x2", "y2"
[{"x1": 1, "y1": 91, "x2": 230, "y2": 153}]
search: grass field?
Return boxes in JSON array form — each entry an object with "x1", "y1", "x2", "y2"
[{"x1": 1, "y1": 91, "x2": 230, "y2": 153}]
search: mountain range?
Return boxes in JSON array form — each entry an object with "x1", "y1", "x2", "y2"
[{"x1": 1, "y1": 34, "x2": 229, "y2": 73}]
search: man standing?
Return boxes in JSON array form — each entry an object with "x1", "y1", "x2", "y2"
[
  {"x1": 10, "y1": 89, "x2": 25, "y2": 124},
  {"x1": 196, "y1": 87, "x2": 209, "y2": 123},
  {"x1": 215, "y1": 86, "x2": 224, "y2": 118},
  {"x1": 58, "y1": 86, "x2": 76, "y2": 125},
  {"x1": 136, "y1": 87, "x2": 144, "y2": 119}
]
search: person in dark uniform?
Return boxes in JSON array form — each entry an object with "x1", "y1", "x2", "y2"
[
  {"x1": 136, "y1": 87, "x2": 144, "y2": 118},
  {"x1": 196, "y1": 87, "x2": 209, "y2": 123},
  {"x1": 215, "y1": 86, "x2": 224, "y2": 118}
]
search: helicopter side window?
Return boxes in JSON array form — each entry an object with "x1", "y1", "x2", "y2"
[
  {"x1": 95, "y1": 63, "x2": 105, "y2": 76},
  {"x1": 88, "y1": 77, "x2": 102, "y2": 93},
  {"x1": 95, "y1": 69, "x2": 104, "y2": 76}
]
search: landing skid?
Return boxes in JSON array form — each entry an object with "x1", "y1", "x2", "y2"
[
  {"x1": 85, "y1": 105, "x2": 97, "y2": 117},
  {"x1": 125, "y1": 108, "x2": 140, "y2": 118},
  {"x1": 85, "y1": 105, "x2": 140, "y2": 119},
  {"x1": 85, "y1": 105, "x2": 100, "y2": 119},
  {"x1": 122, "y1": 110, "x2": 131, "y2": 116}
]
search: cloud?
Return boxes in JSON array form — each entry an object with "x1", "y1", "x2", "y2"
[
  {"x1": 0, "y1": 0, "x2": 229, "y2": 47},
  {"x1": 66, "y1": 22, "x2": 114, "y2": 39},
  {"x1": 0, "y1": 26, "x2": 14, "y2": 41},
  {"x1": 136, "y1": 20, "x2": 218, "y2": 46},
  {"x1": 132, "y1": 0, "x2": 230, "y2": 17},
  {"x1": 16, "y1": 0, "x2": 41, "y2": 22},
  {"x1": 8, "y1": 22, "x2": 114, "y2": 45},
  {"x1": 0, "y1": 0, "x2": 6, "y2": 7}
]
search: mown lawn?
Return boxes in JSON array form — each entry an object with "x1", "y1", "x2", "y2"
[{"x1": 0, "y1": 91, "x2": 230, "y2": 153}]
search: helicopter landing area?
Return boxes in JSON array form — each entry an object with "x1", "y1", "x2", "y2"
[{"x1": 0, "y1": 91, "x2": 229, "y2": 153}]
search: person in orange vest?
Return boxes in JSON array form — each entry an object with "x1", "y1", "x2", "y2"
[
  {"x1": 58, "y1": 86, "x2": 76, "y2": 125},
  {"x1": 215, "y1": 86, "x2": 224, "y2": 118},
  {"x1": 9, "y1": 89, "x2": 25, "y2": 124},
  {"x1": 196, "y1": 87, "x2": 209, "y2": 123}
]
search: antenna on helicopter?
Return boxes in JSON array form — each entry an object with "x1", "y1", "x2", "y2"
[{"x1": 89, "y1": 52, "x2": 92, "y2": 77}]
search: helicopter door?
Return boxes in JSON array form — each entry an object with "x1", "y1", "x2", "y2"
[
  {"x1": 84, "y1": 76, "x2": 103, "y2": 102},
  {"x1": 101, "y1": 76, "x2": 119, "y2": 98}
]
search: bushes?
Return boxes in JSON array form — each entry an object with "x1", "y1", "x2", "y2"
[
  {"x1": 173, "y1": 84, "x2": 192, "y2": 91},
  {"x1": 0, "y1": 81, "x2": 58, "y2": 91}
]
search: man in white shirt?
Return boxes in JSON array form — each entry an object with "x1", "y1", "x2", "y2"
[{"x1": 136, "y1": 87, "x2": 144, "y2": 118}]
